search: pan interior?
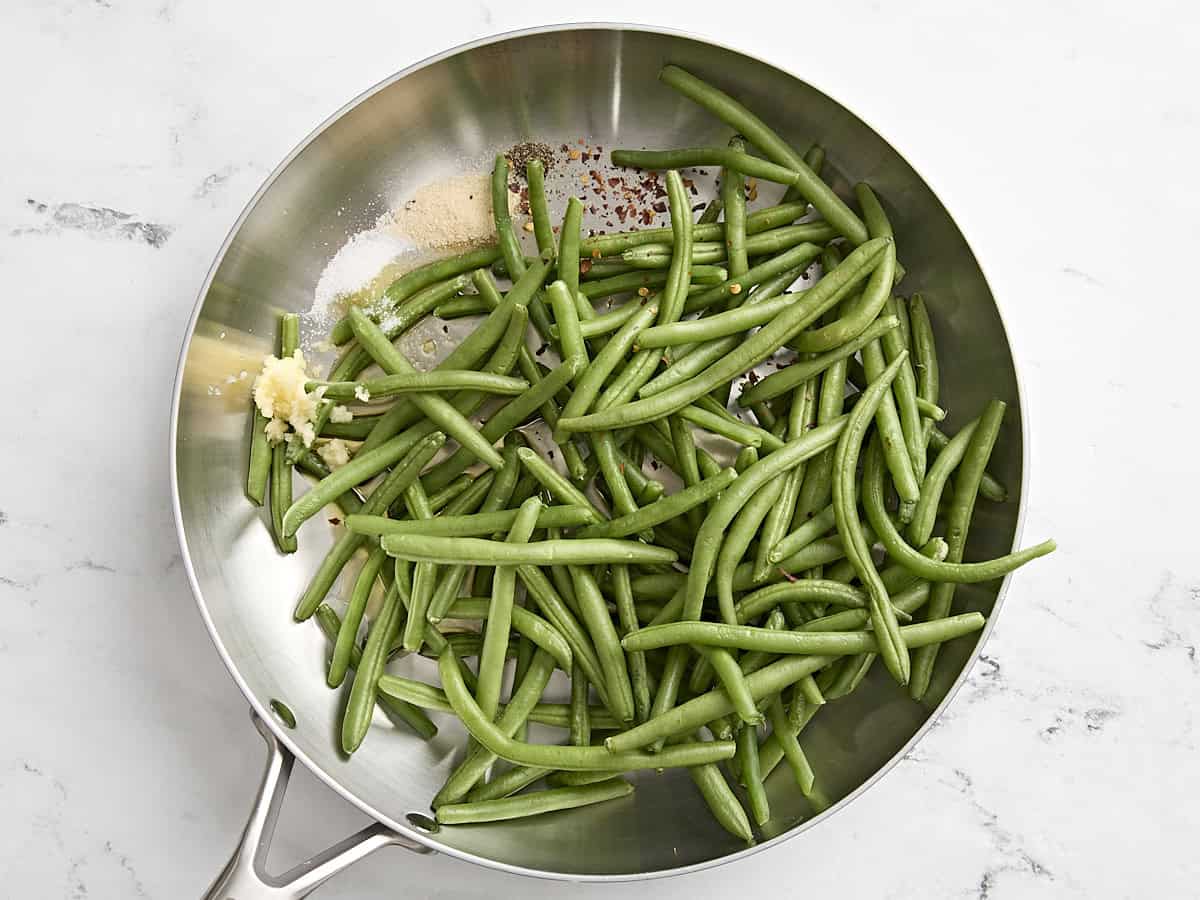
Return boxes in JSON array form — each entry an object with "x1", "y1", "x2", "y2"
[{"x1": 173, "y1": 25, "x2": 1022, "y2": 878}]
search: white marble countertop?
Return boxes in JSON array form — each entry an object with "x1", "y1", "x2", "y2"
[{"x1": 2, "y1": 1, "x2": 1197, "y2": 897}]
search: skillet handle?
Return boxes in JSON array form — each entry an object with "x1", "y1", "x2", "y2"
[{"x1": 203, "y1": 709, "x2": 431, "y2": 899}]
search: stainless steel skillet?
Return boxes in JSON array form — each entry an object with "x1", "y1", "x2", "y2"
[{"x1": 170, "y1": 22, "x2": 1028, "y2": 898}]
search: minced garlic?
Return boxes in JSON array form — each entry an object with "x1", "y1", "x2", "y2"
[
  {"x1": 329, "y1": 405, "x2": 354, "y2": 424},
  {"x1": 253, "y1": 349, "x2": 324, "y2": 447},
  {"x1": 317, "y1": 439, "x2": 352, "y2": 469}
]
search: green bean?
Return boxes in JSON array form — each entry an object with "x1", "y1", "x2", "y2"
[
  {"x1": 734, "y1": 722, "x2": 769, "y2": 826},
  {"x1": 399, "y1": 478, "x2": 439, "y2": 652},
  {"x1": 437, "y1": 779, "x2": 633, "y2": 825},
  {"x1": 246, "y1": 408, "x2": 271, "y2": 505},
  {"x1": 381, "y1": 533, "x2": 676, "y2": 567},
  {"x1": 311, "y1": 371, "x2": 528, "y2": 401},
  {"x1": 861, "y1": 432, "x2": 1055, "y2": 584},
  {"x1": 514, "y1": 447, "x2": 602, "y2": 519},
  {"x1": 929, "y1": 426, "x2": 1007, "y2": 502},
  {"x1": 270, "y1": 440, "x2": 296, "y2": 553},
  {"x1": 578, "y1": 466, "x2": 737, "y2": 539},
  {"x1": 282, "y1": 426, "x2": 430, "y2": 537},
  {"x1": 294, "y1": 451, "x2": 364, "y2": 515},
  {"x1": 558, "y1": 196, "x2": 584, "y2": 295},
  {"x1": 916, "y1": 398, "x2": 945, "y2": 420},
  {"x1": 526, "y1": 159, "x2": 555, "y2": 255},
  {"x1": 427, "y1": 475, "x2": 474, "y2": 513},
  {"x1": 797, "y1": 675, "x2": 825, "y2": 708},
  {"x1": 555, "y1": 239, "x2": 889, "y2": 435},
  {"x1": 439, "y1": 652, "x2": 736, "y2": 771},
  {"x1": 615, "y1": 447, "x2": 664, "y2": 505},
  {"x1": 715, "y1": 476, "x2": 786, "y2": 625},
  {"x1": 346, "y1": 306, "x2": 505, "y2": 471},
  {"x1": 570, "y1": 566, "x2": 636, "y2": 723},
  {"x1": 328, "y1": 545, "x2": 386, "y2": 688},
  {"x1": 638, "y1": 289, "x2": 810, "y2": 350},
  {"x1": 593, "y1": 348, "x2": 661, "y2": 412},
  {"x1": 435, "y1": 295, "x2": 490, "y2": 319},
  {"x1": 465, "y1": 764, "x2": 552, "y2": 803},
  {"x1": 909, "y1": 293, "x2": 939, "y2": 408},
  {"x1": 638, "y1": 333, "x2": 739, "y2": 398},
  {"x1": 564, "y1": 661, "x2": 591, "y2": 749},
  {"x1": 908, "y1": 417, "x2": 978, "y2": 546},
  {"x1": 700, "y1": 647, "x2": 762, "y2": 725},
  {"x1": 624, "y1": 612, "x2": 985, "y2": 655},
  {"x1": 573, "y1": 298, "x2": 645, "y2": 339},
  {"x1": 609, "y1": 565, "x2": 652, "y2": 723},
  {"x1": 424, "y1": 472, "x2": 496, "y2": 623},
  {"x1": 330, "y1": 245, "x2": 501, "y2": 345},
  {"x1": 547, "y1": 282, "x2": 586, "y2": 373},
  {"x1": 683, "y1": 737, "x2": 755, "y2": 842},
  {"x1": 615, "y1": 144, "x2": 866, "y2": 247},
  {"x1": 734, "y1": 578, "x2": 873, "y2": 623},
  {"x1": 754, "y1": 380, "x2": 817, "y2": 584},
  {"x1": 492, "y1": 153, "x2": 526, "y2": 279},
  {"x1": 592, "y1": 432, "x2": 642, "y2": 524},
  {"x1": 655, "y1": 170, "x2": 694, "y2": 327},
  {"x1": 342, "y1": 580, "x2": 401, "y2": 754},
  {"x1": 268, "y1": 315, "x2": 300, "y2": 551},
  {"x1": 420, "y1": 356, "x2": 584, "y2": 493},
  {"x1": 740, "y1": 316, "x2": 900, "y2": 406},
  {"x1": 833, "y1": 351, "x2": 910, "y2": 684},
  {"x1": 475, "y1": 497, "x2": 541, "y2": 720},
  {"x1": 432, "y1": 648, "x2": 557, "y2": 805},
  {"x1": 722, "y1": 135, "x2": 749, "y2": 277},
  {"x1": 580, "y1": 266, "x2": 727, "y2": 301},
  {"x1": 319, "y1": 417, "x2": 376, "y2": 441},
  {"x1": 766, "y1": 696, "x2": 814, "y2": 795},
  {"x1": 314, "y1": 604, "x2": 437, "y2": 739},
  {"x1": 345, "y1": 505, "x2": 592, "y2": 539},
  {"x1": 861, "y1": 338, "x2": 920, "y2": 518},
  {"x1": 683, "y1": 242, "x2": 823, "y2": 315},
  {"x1": 580, "y1": 201, "x2": 812, "y2": 256}
]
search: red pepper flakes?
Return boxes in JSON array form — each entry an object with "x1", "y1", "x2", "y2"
[
  {"x1": 639, "y1": 208, "x2": 654, "y2": 225},
  {"x1": 652, "y1": 200, "x2": 667, "y2": 214},
  {"x1": 579, "y1": 258, "x2": 593, "y2": 275}
]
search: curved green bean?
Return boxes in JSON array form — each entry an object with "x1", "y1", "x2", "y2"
[
  {"x1": 832, "y1": 351, "x2": 910, "y2": 684},
  {"x1": 436, "y1": 779, "x2": 633, "y2": 825},
  {"x1": 860, "y1": 431, "x2": 1056, "y2": 584}
]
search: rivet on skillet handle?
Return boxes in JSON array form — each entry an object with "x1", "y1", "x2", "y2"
[{"x1": 203, "y1": 710, "x2": 432, "y2": 899}]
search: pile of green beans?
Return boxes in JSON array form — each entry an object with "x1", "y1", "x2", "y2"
[{"x1": 244, "y1": 64, "x2": 1055, "y2": 839}]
